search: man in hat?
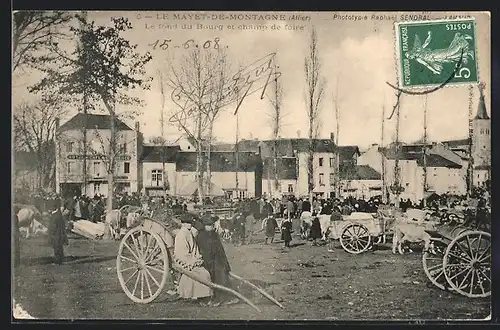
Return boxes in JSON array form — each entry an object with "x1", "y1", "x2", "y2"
[
  {"x1": 173, "y1": 213, "x2": 213, "y2": 304},
  {"x1": 48, "y1": 198, "x2": 70, "y2": 265},
  {"x1": 196, "y1": 214, "x2": 238, "y2": 306}
]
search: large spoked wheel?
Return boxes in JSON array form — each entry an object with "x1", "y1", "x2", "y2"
[
  {"x1": 422, "y1": 238, "x2": 452, "y2": 291},
  {"x1": 117, "y1": 226, "x2": 170, "y2": 303},
  {"x1": 340, "y1": 223, "x2": 372, "y2": 254},
  {"x1": 443, "y1": 231, "x2": 491, "y2": 298}
]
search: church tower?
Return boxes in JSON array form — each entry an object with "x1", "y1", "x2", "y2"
[{"x1": 472, "y1": 83, "x2": 491, "y2": 168}]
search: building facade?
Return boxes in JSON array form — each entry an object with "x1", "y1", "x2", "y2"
[
  {"x1": 357, "y1": 144, "x2": 466, "y2": 203},
  {"x1": 139, "y1": 144, "x2": 180, "y2": 196},
  {"x1": 174, "y1": 151, "x2": 262, "y2": 199},
  {"x1": 55, "y1": 113, "x2": 141, "y2": 197}
]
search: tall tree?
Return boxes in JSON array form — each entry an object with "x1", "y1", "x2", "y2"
[
  {"x1": 165, "y1": 48, "x2": 232, "y2": 203},
  {"x1": 267, "y1": 59, "x2": 285, "y2": 198},
  {"x1": 12, "y1": 11, "x2": 72, "y2": 72},
  {"x1": 304, "y1": 28, "x2": 325, "y2": 203},
  {"x1": 29, "y1": 14, "x2": 152, "y2": 212},
  {"x1": 13, "y1": 95, "x2": 66, "y2": 189}
]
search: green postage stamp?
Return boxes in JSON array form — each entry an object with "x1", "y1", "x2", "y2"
[{"x1": 395, "y1": 18, "x2": 479, "y2": 88}]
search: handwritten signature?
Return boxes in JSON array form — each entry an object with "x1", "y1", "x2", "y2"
[{"x1": 168, "y1": 52, "x2": 281, "y2": 124}]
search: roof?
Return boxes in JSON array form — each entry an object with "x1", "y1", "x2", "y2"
[
  {"x1": 475, "y1": 93, "x2": 490, "y2": 119},
  {"x1": 175, "y1": 151, "x2": 261, "y2": 172},
  {"x1": 380, "y1": 146, "x2": 462, "y2": 169},
  {"x1": 262, "y1": 157, "x2": 298, "y2": 180},
  {"x1": 58, "y1": 113, "x2": 133, "y2": 132},
  {"x1": 442, "y1": 138, "x2": 470, "y2": 148},
  {"x1": 420, "y1": 154, "x2": 462, "y2": 169},
  {"x1": 259, "y1": 138, "x2": 336, "y2": 157},
  {"x1": 337, "y1": 146, "x2": 361, "y2": 162},
  {"x1": 341, "y1": 165, "x2": 381, "y2": 180},
  {"x1": 140, "y1": 145, "x2": 180, "y2": 163},
  {"x1": 474, "y1": 164, "x2": 491, "y2": 170}
]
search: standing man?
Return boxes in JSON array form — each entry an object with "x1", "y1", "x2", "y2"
[
  {"x1": 48, "y1": 199, "x2": 70, "y2": 265},
  {"x1": 264, "y1": 215, "x2": 278, "y2": 244},
  {"x1": 196, "y1": 214, "x2": 238, "y2": 306},
  {"x1": 286, "y1": 198, "x2": 294, "y2": 221}
]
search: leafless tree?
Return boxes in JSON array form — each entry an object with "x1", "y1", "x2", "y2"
[
  {"x1": 164, "y1": 48, "x2": 233, "y2": 203},
  {"x1": 267, "y1": 59, "x2": 285, "y2": 198},
  {"x1": 13, "y1": 96, "x2": 67, "y2": 189},
  {"x1": 304, "y1": 28, "x2": 325, "y2": 203},
  {"x1": 29, "y1": 15, "x2": 151, "y2": 212},
  {"x1": 149, "y1": 136, "x2": 167, "y2": 145},
  {"x1": 12, "y1": 11, "x2": 72, "y2": 72}
]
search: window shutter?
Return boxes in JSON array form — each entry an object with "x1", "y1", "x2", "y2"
[{"x1": 147, "y1": 169, "x2": 152, "y2": 180}]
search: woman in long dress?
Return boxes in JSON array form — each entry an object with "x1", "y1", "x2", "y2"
[{"x1": 174, "y1": 214, "x2": 213, "y2": 303}]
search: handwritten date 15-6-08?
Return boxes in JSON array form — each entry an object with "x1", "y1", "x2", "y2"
[{"x1": 148, "y1": 38, "x2": 224, "y2": 50}]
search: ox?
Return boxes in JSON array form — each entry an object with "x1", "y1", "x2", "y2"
[
  {"x1": 16, "y1": 206, "x2": 42, "y2": 239},
  {"x1": 391, "y1": 218, "x2": 439, "y2": 255},
  {"x1": 105, "y1": 209, "x2": 122, "y2": 239}
]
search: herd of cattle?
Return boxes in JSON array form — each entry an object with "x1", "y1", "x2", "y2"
[{"x1": 13, "y1": 201, "x2": 476, "y2": 257}]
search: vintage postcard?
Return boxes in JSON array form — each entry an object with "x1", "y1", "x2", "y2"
[{"x1": 12, "y1": 11, "x2": 491, "y2": 321}]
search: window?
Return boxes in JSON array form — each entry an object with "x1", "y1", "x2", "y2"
[
  {"x1": 66, "y1": 142, "x2": 74, "y2": 153},
  {"x1": 238, "y1": 190, "x2": 246, "y2": 199},
  {"x1": 67, "y1": 161, "x2": 74, "y2": 174},
  {"x1": 288, "y1": 184, "x2": 294, "y2": 193},
  {"x1": 152, "y1": 169, "x2": 163, "y2": 182},
  {"x1": 124, "y1": 162, "x2": 130, "y2": 174},
  {"x1": 329, "y1": 157, "x2": 335, "y2": 167},
  {"x1": 122, "y1": 142, "x2": 127, "y2": 153},
  {"x1": 94, "y1": 183, "x2": 101, "y2": 194},
  {"x1": 329, "y1": 173, "x2": 335, "y2": 186},
  {"x1": 319, "y1": 158, "x2": 324, "y2": 167},
  {"x1": 319, "y1": 173, "x2": 325, "y2": 186},
  {"x1": 93, "y1": 162, "x2": 101, "y2": 177}
]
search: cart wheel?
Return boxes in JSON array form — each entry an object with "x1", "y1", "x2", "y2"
[
  {"x1": 340, "y1": 223, "x2": 372, "y2": 254},
  {"x1": 422, "y1": 238, "x2": 451, "y2": 291},
  {"x1": 443, "y1": 231, "x2": 490, "y2": 298},
  {"x1": 117, "y1": 226, "x2": 170, "y2": 304}
]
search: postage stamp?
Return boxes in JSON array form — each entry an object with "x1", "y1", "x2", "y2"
[{"x1": 395, "y1": 18, "x2": 479, "y2": 88}]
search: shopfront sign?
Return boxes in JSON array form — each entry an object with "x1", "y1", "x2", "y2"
[{"x1": 67, "y1": 154, "x2": 132, "y2": 161}]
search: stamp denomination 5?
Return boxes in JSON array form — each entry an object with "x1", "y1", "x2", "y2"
[{"x1": 395, "y1": 18, "x2": 478, "y2": 89}]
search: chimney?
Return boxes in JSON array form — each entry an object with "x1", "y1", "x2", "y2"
[
  {"x1": 330, "y1": 132, "x2": 335, "y2": 141},
  {"x1": 135, "y1": 121, "x2": 140, "y2": 132}
]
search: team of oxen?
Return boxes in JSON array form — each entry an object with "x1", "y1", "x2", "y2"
[{"x1": 14, "y1": 202, "x2": 440, "y2": 256}]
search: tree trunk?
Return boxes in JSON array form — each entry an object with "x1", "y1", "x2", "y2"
[
  {"x1": 206, "y1": 121, "x2": 214, "y2": 197},
  {"x1": 196, "y1": 112, "x2": 204, "y2": 205}
]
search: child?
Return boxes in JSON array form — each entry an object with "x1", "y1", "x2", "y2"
[{"x1": 280, "y1": 218, "x2": 293, "y2": 248}]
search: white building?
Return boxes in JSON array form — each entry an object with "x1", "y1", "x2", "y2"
[
  {"x1": 339, "y1": 165, "x2": 382, "y2": 199},
  {"x1": 139, "y1": 144, "x2": 180, "y2": 196},
  {"x1": 257, "y1": 136, "x2": 355, "y2": 199},
  {"x1": 357, "y1": 144, "x2": 465, "y2": 203},
  {"x1": 55, "y1": 113, "x2": 141, "y2": 197},
  {"x1": 174, "y1": 151, "x2": 262, "y2": 199}
]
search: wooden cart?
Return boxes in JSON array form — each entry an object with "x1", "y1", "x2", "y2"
[
  {"x1": 116, "y1": 218, "x2": 284, "y2": 311},
  {"x1": 327, "y1": 212, "x2": 390, "y2": 254},
  {"x1": 422, "y1": 225, "x2": 491, "y2": 298}
]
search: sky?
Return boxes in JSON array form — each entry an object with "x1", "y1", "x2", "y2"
[{"x1": 12, "y1": 11, "x2": 491, "y2": 149}]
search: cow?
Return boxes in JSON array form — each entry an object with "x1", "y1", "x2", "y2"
[
  {"x1": 19, "y1": 219, "x2": 48, "y2": 237},
  {"x1": 105, "y1": 209, "x2": 122, "y2": 239},
  {"x1": 126, "y1": 212, "x2": 142, "y2": 228},
  {"x1": 16, "y1": 206, "x2": 42, "y2": 239},
  {"x1": 391, "y1": 218, "x2": 439, "y2": 255}
]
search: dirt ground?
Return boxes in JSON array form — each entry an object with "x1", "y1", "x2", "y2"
[{"x1": 12, "y1": 219, "x2": 490, "y2": 320}]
